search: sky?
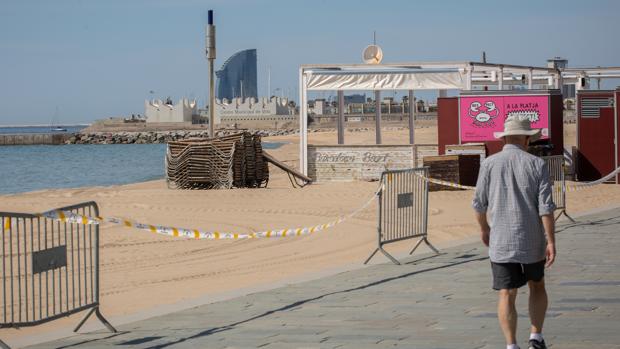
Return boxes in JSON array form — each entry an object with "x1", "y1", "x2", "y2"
[{"x1": 1, "y1": 0, "x2": 619, "y2": 125}]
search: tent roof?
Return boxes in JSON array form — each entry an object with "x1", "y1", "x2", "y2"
[{"x1": 301, "y1": 62, "x2": 559, "y2": 91}]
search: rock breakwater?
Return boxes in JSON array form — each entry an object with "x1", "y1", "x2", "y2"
[
  {"x1": 65, "y1": 129, "x2": 300, "y2": 144},
  {"x1": 65, "y1": 127, "x2": 414, "y2": 144}
]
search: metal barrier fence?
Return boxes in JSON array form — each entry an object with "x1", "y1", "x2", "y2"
[
  {"x1": 0, "y1": 202, "x2": 115, "y2": 348},
  {"x1": 542, "y1": 155, "x2": 575, "y2": 222},
  {"x1": 364, "y1": 168, "x2": 439, "y2": 265}
]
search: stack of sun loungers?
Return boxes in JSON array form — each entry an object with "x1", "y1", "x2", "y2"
[{"x1": 166, "y1": 132, "x2": 269, "y2": 189}]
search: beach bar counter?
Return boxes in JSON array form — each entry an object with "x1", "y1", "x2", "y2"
[{"x1": 298, "y1": 61, "x2": 565, "y2": 181}]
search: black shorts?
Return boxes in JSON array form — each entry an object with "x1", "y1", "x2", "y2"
[{"x1": 491, "y1": 260, "x2": 545, "y2": 290}]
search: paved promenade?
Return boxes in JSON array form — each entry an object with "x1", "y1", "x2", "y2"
[{"x1": 29, "y1": 209, "x2": 620, "y2": 349}]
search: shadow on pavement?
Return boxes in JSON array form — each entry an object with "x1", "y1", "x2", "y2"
[
  {"x1": 143, "y1": 255, "x2": 489, "y2": 349},
  {"x1": 53, "y1": 332, "x2": 129, "y2": 349},
  {"x1": 556, "y1": 215, "x2": 620, "y2": 233}
]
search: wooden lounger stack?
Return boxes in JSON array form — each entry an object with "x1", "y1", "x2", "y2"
[{"x1": 166, "y1": 132, "x2": 269, "y2": 189}]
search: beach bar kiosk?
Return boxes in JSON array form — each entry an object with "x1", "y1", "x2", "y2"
[
  {"x1": 298, "y1": 63, "x2": 470, "y2": 181},
  {"x1": 298, "y1": 61, "x2": 564, "y2": 181}
]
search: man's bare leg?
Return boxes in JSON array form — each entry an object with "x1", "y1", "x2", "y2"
[
  {"x1": 498, "y1": 288, "x2": 519, "y2": 346},
  {"x1": 528, "y1": 279, "x2": 548, "y2": 334}
]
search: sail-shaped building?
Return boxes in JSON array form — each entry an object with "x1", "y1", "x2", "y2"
[{"x1": 216, "y1": 49, "x2": 257, "y2": 101}]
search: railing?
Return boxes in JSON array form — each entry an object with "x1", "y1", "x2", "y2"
[
  {"x1": 542, "y1": 155, "x2": 575, "y2": 222},
  {"x1": 0, "y1": 202, "x2": 115, "y2": 349},
  {"x1": 365, "y1": 168, "x2": 438, "y2": 265}
]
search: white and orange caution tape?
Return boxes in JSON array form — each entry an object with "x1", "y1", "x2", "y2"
[
  {"x1": 564, "y1": 166, "x2": 620, "y2": 192},
  {"x1": 37, "y1": 184, "x2": 383, "y2": 240},
  {"x1": 2, "y1": 217, "x2": 11, "y2": 231},
  {"x1": 416, "y1": 166, "x2": 620, "y2": 192},
  {"x1": 416, "y1": 174, "x2": 477, "y2": 190}
]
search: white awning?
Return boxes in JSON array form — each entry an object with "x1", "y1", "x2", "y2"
[{"x1": 305, "y1": 70, "x2": 466, "y2": 91}]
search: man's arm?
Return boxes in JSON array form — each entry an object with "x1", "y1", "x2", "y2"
[
  {"x1": 538, "y1": 162, "x2": 557, "y2": 268},
  {"x1": 472, "y1": 162, "x2": 490, "y2": 246},
  {"x1": 542, "y1": 214, "x2": 556, "y2": 267},
  {"x1": 475, "y1": 211, "x2": 490, "y2": 246}
]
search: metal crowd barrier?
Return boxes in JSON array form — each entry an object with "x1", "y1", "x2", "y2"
[
  {"x1": 0, "y1": 202, "x2": 116, "y2": 349},
  {"x1": 365, "y1": 168, "x2": 439, "y2": 265},
  {"x1": 542, "y1": 155, "x2": 575, "y2": 223}
]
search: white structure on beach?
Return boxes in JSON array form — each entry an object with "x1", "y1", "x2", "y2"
[
  {"x1": 216, "y1": 96, "x2": 295, "y2": 123},
  {"x1": 143, "y1": 96, "x2": 295, "y2": 127},
  {"x1": 145, "y1": 98, "x2": 198, "y2": 123}
]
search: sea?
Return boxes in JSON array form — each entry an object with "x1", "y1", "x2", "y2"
[{"x1": 0, "y1": 131, "x2": 285, "y2": 195}]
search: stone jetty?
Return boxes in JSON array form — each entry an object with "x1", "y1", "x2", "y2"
[
  {"x1": 65, "y1": 129, "x2": 299, "y2": 144},
  {"x1": 0, "y1": 126, "x2": 419, "y2": 145},
  {"x1": 66, "y1": 127, "x2": 413, "y2": 144},
  {"x1": 0, "y1": 133, "x2": 73, "y2": 145}
]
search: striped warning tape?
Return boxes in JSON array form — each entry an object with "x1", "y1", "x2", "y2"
[
  {"x1": 417, "y1": 174, "x2": 477, "y2": 190},
  {"x1": 33, "y1": 184, "x2": 383, "y2": 239},
  {"x1": 416, "y1": 166, "x2": 620, "y2": 192},
  {"x1": 2, "y1": 217, "x2": 11, "y2": 231},
  {"x1": 564, "y1": 166, "x2": 620, "y2": 192}
]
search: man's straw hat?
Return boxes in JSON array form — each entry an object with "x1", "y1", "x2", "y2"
[{"x1": 494, "y1": 116, "x2": 541, "y2": 141}]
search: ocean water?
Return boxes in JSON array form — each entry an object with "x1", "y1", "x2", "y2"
[
  {"x1": 0, "y1": 126, "x2": 87, "y2": 134},
  {"x1": 0, "y1": 142, "x2": 285, "y2": 195}
]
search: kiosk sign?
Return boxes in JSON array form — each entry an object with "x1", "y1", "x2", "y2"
[{"x1": 459, "y1": 95, "x2": 549, "y2": 142}]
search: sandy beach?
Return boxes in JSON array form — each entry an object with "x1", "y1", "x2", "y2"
[{"x1": 2, "y1": 123, "x2": 620, "y2": 346}]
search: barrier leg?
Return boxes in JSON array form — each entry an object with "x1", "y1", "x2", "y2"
[
  {"x1": 555, "y1": 209, "x2": 576, "y2": 223},
  {"x1": 410, "y1": 237, "x2": 439, "y2": 256},
  {"x1": 74, "y1": 307, "x2": 96, "y2": 332},
  {"x1": 74, "y1": 306, "x2": 117, "y2": 333},
  {"x1": 424, "y1": 238, "x2": 440, "y2": 254},
  {"x1": 408, "y1": 238, "x2": 424, "y2": 255},
  {"x1": 364, "y1": 246, "x2": 401, "y2": 265},
  {"x1": 363, "y1": 248, "x2": 379, "y2": 264},
  {"x1": 562, "y1": 210, "x2": 576, "y2": 223},
  {"x1": 95, "y1": 307, "x2": 118, "y2": 333}
]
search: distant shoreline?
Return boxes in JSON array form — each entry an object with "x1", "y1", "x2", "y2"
[{"x1": 0, "y1": 123, "x2": 90, "y2": 128}]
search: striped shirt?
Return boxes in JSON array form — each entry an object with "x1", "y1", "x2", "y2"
[{"x1": 472, "y1": 144, "x2": 556, "y2": 263}]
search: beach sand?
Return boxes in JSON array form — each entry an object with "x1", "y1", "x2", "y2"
[{"x1": 2, "y1": 123, "x2": 620, "y2": 346}]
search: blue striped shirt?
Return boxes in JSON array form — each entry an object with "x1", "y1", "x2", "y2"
[{"x1": 472, "y1": 144, "x2": 555, "y2": 263}]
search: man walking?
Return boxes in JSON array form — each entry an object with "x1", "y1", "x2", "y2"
[{"x1": 472, "y1": 116, "x2": 556, "y2": 349}]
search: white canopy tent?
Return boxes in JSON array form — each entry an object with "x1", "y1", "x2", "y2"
[
  {"x1": 305, "y1": 69, "x2": 466, "y2": 91},
  {"x1": 298, "y1": 62, "x2": 562, "y2": 175}
]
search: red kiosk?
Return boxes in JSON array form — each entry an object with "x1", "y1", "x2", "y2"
[{"x1": 576, "y1": 88, "x2": 620, "y2": 183}]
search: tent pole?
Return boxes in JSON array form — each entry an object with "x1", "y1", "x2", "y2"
[
  {"x1": 299, "y1": 68, "x2": 308, "y2": 175},
  {"x1": 375, "y1": 90, "x2": 382, "y2": 144},
  {"x1": 338, "y1": 90, "x2": 345, "y2": 144},
  {"x1": 498, "y1": 66, "x2": 504, "y2": 90},
  {"x1": 409, "y1": 90, "x2": 415, "y2": 145}
]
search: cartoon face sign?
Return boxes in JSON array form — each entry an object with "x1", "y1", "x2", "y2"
[
  {"x1": 468, "y1": 101, "x2": 499, "y2": 126},
  {"x1": 485, "y1": 101, "x2": 497, "y2": 112}
]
